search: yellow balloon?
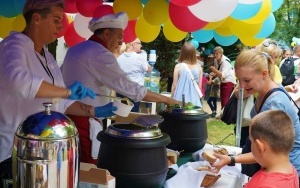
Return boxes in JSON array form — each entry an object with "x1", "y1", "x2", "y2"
[
  {"x1": 214, "y1": 18, "x2": 234, "y2": 36},
  {"x1": 163, "y1": 18, "x2": 187, "y2": 42},
  {"x1": 203, "y1": 19, "x2": 226, "y2": 30},
  {"x1": 0, "y1": 16, "x2": 14, "y2": 38},
  {"x1": 143, "y1": 0, "x2": 168, "y2": 25},
  {"x1": 136, "y1": 15, "x2": 160, "y2": 42},
  {"x1": 242, "y1": 0, "x2": 271, "y2": 24},
  {"x1": 12, "y1": 14, "x2": 26, "y2": 32},
  {"x1": 291, "y1": 42, "x2": 295, "y2": 47},
  {"x1": 113, "y1": 0, "x2": 143, "y2": 20},
  {"x1": 228, "y1": 16, "x2": 263, "y2": 38},
  {"x1": 240, "y1": 36, "x2": 265, "y2": 47}
]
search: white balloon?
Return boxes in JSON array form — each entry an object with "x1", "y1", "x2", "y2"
[
  {"x1": 238, "y1": 0, "x2": 262, "y2": 4},
  {"x1": 188, "y1": 0, "x2": 239, "y2": 22},
  {"x1": 73, "y1": 13, "x2": 92, "y2": 39}
]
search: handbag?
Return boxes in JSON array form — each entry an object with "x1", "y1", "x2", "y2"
[{"x1": 182, "y1": 63, "x2": 203, "y2": 98}]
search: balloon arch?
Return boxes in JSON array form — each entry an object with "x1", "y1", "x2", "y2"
[{"x1": 0, "y1": 0, "x2": 283, "y2": 47}]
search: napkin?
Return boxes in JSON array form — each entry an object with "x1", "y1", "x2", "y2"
[{"x1": 89, "y1": 118, "x2": 103, "y2": 159}]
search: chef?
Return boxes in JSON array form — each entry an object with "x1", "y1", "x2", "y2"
[{"x1": 61, "y1": 12, "x2": 181, "y2": 164}]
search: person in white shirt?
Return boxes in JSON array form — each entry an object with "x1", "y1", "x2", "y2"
[{"x1": 209, "y1": 46, "x2": 236, "y2": 108}]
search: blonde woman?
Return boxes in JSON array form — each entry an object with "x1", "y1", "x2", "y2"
[{"x1": 171, "y1": 41, "x2": 203, "y2": 107}]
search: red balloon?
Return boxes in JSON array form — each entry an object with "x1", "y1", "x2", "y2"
[
  {"x1": 64, "y1": 22, "x2": 86, "y2": 47},
  {"x1": 170, "y1": 0, "x2": 201, "y2": 6},
  {"x1": 169, "y1": 2, "x2": 207, "y2": 32},
  {"x1": 64, "y1": 0, "x2": 77, "y2": 13},
  {"x1": 123, "y1": 20, "x2": 137, "y2": 43},
  {"x1": 76, "y1": 0, "x2": 103, "y2": 17},
  {"x1": 57, "y1": 13, "x2": 70, "y2": 38},
  {"x1": 93, "y1": 5, "x2": 114, "y2": 18}
]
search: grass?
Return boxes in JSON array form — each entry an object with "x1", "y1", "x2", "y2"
[{"x1": 207, "y1": 119, "x2": 236, "y2": 146}]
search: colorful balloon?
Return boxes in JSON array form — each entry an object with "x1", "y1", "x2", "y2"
[
  {"x1": 0, "y1": 1, "x2": 19, "y2": 18},
  {"x1": 239, "y1": 36, "x2": 265, "y2": 46},
  {"x1": 170, "y1": 0, "x2": 201, "y2": 7},
  {"x1": 76, "y1": 0, "x2": 103, "y2": 17},
  {"x1": 73, "y1": 13, "x2": 93, "y2": 39},
  {"x1": 203, "y1": 19, "x2": 226, "y2": 30},
  {"x1": 255, "y1": 13, "x2": 276, "y2": 38},
  {"x1": 0, "y1": 16, "x2": 14, "y2": 38},
  {"x1": 169, "y1": 2, "x2": 207, "y2": 32},
  {"x1": 143, "y1": 0, "x2": 168, "y2": 25},
  {"x1": 92, "y1": 5, "x2": 114, "y2": 18},
  {"x1": 135, "y1": 15, "x2": 160, "y2": 42},
  {"x1": 64, "y1": 0, "x2": 77, "y2": 13},
  {"x1": 213, "y1": 32, "x2": 238, "y2": 46},
  {"x1": 242, "y1": 0, "x2": 271, "y2": 24},
  {"x1": 228, "y1": 17, "x2": 263, "y2": 39},
  {"x1": 192, "y1": 29, "x2": 214, "y2": 43},
  {"x1": 271, "y1": 0, "x2": 284, "y2": 12},
  {"x1": 163, "y1": 18, "x2": 187, "y2": 42},
  {"x1": 64, "y1": 22, "x2": 86, "y2": 47},
  {"x1": 12, "y1": 14, "x2": 26, "y2": 32},
  {"x1": 113, "y1": 0, "x2": 143, "y2": 20},
  {"x1": 190, "y1": 39, "x2": 199, "y2": 49},
  {"x1": 12, "y1": 0, "x2": 26, "y2": 15},
  {"x1": 188, "y1": 0, "x2": 238, "y2": 22},
  {"x1": 123, "y1": 20, "x2": 137, "y2": 43},
  {"x1": 230, "y1": 2, "x2": 262, "y2": 20}
]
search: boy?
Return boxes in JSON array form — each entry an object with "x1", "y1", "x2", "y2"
[{"x1": 245, "y1": 110, "x2": 299, "y2": 187}]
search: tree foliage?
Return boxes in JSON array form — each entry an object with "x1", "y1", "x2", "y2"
[{"x1": 270, "y1": 0, "x2": 300, "y2": 47}]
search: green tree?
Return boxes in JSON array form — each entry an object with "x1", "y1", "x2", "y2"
[{"x1": 270, "y1": 0, "x2": 300, "y2": 46}]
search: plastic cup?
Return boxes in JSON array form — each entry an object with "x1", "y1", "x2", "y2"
[{"x1": 112, "y1": 99, "x2": 134, "y2": 117}]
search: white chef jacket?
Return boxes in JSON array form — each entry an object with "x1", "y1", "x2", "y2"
[
  {"x1": 0, "y1": 32, "x2": 74, "y2": 163},
  {"x1": 117, "y1": 52, "x2": 149, "y2": 86},
  {"x1": 214, "y1": 55, "x2": 236, "y2": 84},
  {"x1": 61, "y1": 39, "x2": 147, "y2": 106}
]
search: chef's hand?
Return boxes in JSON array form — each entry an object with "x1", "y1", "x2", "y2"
[
  {"x1": 68, "y1": 81, "x2": 95, "y2": 100},
  {"x1": 285, "y1": 84, "x2": 299, "y2": 93},
  {"x1": 95, "y1": 102, "x2": 117, "y2": 118},
  {"x1": 210, "y1": 153, "x2": 231, "y2": 171}
]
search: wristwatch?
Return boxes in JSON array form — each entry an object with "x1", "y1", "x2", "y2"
[{"x1": 228, "y1": 155, "x2": 235, "y2": 166}]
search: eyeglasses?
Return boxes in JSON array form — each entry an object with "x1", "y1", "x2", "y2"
[{"x1": 263, "y1": 41, "x2": 277, "y2": 47}]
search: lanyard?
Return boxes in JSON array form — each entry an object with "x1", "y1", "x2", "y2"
[{"x1": 35, "y1": 49, "x2": 54, "y2": 85}]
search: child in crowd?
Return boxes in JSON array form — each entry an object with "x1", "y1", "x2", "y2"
[
  {"x1": 244, "y1": 110, "x2": 299, "y2": 187},
  {"x1": 206, "y1": 73, "x2": 220, "y2": 117}
]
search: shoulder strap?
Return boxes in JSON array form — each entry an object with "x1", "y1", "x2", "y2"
[
  {"x1": 182, "y1": 63, "x2": 203, "y2": 98},
  {"x1": 259, "y1": 87, "x2": 300, "y2": 113}
]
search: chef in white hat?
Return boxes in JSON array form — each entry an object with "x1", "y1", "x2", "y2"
[{"x1": 61, "y1": 12, "x2": 180, "y2": 164}]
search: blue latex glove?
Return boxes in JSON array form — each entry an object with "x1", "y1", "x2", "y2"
[
  {"x1": 95, "y1": 102, "x2": 117, "y2": 118},
  {"x1": 68, "y1": 81, "x2": 95, "y2": 100}
]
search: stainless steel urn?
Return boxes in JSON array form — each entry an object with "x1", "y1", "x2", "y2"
[{"x1": 13, "y1": 102, "x2": 79, "y2": 188}]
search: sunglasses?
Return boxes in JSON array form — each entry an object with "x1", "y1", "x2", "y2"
[{"x1": 263, "y1": 41, "x2": 277, "y2": 47}]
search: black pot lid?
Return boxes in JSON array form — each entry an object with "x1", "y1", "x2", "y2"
[{"x1": 105, "y1": 123, "x2": 162, "y2": 139}]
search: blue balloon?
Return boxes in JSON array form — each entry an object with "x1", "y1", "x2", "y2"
[
  {"x1": 13, "y1": 0, "x2": 26, "y2": 15},
  {"x1": 271, "y1": 0, "x2": 284, "y2": 12},
  {"x1": 230, "y1": 2, "x2": 262, "y2": 20},
  {"x1": 255, "y1": 13, "x2": 276, "y2": 38},
  {"x1": 140, "y1": 0, "x2": 149, "y2": 5},
  {"x1": 204, "y1": 49, "x2": 212, "y2": 56},
  {"x1": 190, "y1": 39, "x2": 199, "y2": 49},
  {"x1": 0, "y1": 0, "x2": 19, "y2": 18},
  {"x1": 214, "y1": 32, "x2": 238, "y2": 46},
  {"x1": 192, "y1": 29, "x2": 214, "y2": 43}
]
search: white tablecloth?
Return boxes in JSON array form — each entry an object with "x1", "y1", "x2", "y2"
[{"x1": 165, "y1": 144, "x2": 248, "y2": 188}]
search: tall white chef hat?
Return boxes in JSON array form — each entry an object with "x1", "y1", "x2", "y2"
[{"x1": 88, "y1": 12, "x2": 128, "y2": 32}]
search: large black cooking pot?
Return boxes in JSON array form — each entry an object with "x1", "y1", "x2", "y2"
[
  {"x1": 97, "y1": 123, "x2": 170, "y2": 188},
  {"x1": 158, "y1": 109, "x2": 209, "y2": 152}
]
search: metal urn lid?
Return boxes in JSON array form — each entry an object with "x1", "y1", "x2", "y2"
[
  {"x1": 15, "y1": 102, "x2": 78, "y2": 140},
  {"x1": 105, "y1": 123, "x2": 163, "y2": 139}
]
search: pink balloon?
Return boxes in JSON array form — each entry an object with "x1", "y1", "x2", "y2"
[
  {"x1": 57, "y1": 13, "x2": 70, "y2": 38},
  {"x1": 123, "y1": 20, "x2": 137, "y2": 43},
  {"x1": 169, "y1": 2, "x2": 207, "y2": 32},
  {"x1": 92, "y1": 5, "x2": 114, "y2": 18},
  {"x1": 76, "y1": 0, "x2": 103, "y2": 17},
  {"x1": 170, "y1": 0, "x2": 201, "y2": 6},
  {"x1": 64, "y1": 0, "x2": 77, "y2": 13},
  {"x1": 64, "y1": 22, "x2": 86, "y2": 47}
]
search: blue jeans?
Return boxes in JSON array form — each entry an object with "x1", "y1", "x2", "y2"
[{"x1": 207, "y1": 97, "x2": 217, "y2": 112}]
